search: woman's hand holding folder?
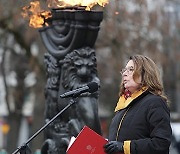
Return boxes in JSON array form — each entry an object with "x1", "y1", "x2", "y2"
[{"x1": 104, "y1": 141, "x2": 124, "y2": 154}]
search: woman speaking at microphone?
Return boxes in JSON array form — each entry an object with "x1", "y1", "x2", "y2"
[{"x1": 104, "y1": 55, "x2": 172, "y2": 154}]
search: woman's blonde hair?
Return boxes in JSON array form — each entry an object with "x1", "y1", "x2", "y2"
[{"x1": 119, "y1": 55, "x2": 168, "y2": 102}]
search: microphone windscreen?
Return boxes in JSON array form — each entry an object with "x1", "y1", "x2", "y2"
[{"x1": 87, "y1": 82, "x2": 99, "y2": 93}]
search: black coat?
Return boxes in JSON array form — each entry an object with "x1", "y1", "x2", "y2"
[{"x1": 108, "y1": 91, "x2": 172, "y2": 154}]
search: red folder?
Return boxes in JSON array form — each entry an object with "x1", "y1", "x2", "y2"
[{"x1": 66, "y1": 126, "x2": 108, "y2": 154}]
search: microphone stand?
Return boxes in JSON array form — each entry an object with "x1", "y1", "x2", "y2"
[{"x1": 12, "y1": 98, "x2": 77, "y2": 154}]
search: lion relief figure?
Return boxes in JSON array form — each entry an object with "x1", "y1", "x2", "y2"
[
  {"x1": 59, "y1": 46, "x2": 102, "y2": 135},
  {"x1": 41, "y1": 47, "x2": 102, "y2": 154},
  {"x1": 61, "y1": 47, "x2": 100, "y2": 90}
]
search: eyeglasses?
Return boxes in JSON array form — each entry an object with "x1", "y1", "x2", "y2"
[{"x1": 120, "y1": 66, "x2": 134, "y2": 75}]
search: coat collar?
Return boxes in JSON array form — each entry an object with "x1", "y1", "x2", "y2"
[{"x1": 114, "y1": 87, "x2": 148, "y2": 112}]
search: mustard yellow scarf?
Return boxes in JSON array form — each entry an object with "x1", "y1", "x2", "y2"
[{"x1": 114, "y1": 87, "x2": 148, "y2": 112}]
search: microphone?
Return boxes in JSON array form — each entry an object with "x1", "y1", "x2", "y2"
[{"x1": 60, "y1": 82, "x2": 99, "y2": 98}]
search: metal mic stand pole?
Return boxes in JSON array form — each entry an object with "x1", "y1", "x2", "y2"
[{"x1": 12, "y1": 98, "x2": 77, "y2": 154}]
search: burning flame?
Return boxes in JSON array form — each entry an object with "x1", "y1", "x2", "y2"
[
  {"x1": 115, "y1": 11, "x2": 119, "y2": 15},
  {"x1": 47, "y1": 0, "x2": 109, "y2": 10},
  {"x1": 22, "y1": 1, "x2": 52, "y2": 28},
  {"x1": 22, "y1": 0, "x2": 109, "y2": 28}
]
